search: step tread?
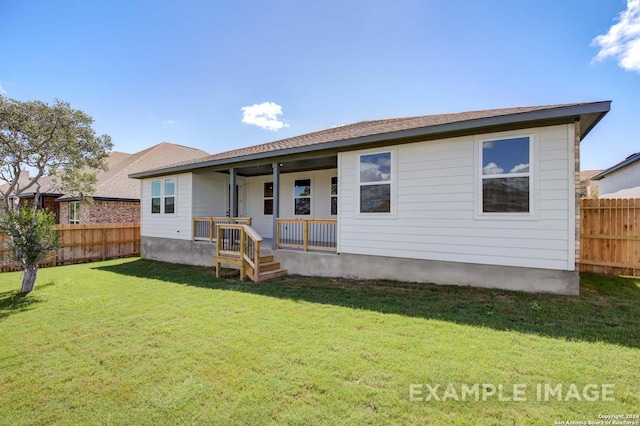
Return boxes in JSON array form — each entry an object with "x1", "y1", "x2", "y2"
[
  {"x1": 256, "y1": 268, "x2": 287, "y2": 281},
  {"x1": 259, "y1": 261, "x2": 281, "y2": 271}
]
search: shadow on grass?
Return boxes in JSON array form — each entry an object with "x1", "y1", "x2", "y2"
[
  {"x1": 95, "y1": 259, "x2": 640, "y2": 349},
  {"x1": 0, "y1": 290, "x2": 43, "y2": 321}
]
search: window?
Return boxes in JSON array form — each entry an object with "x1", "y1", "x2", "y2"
[
  {"x1": 264, "y1": 182, "x2": 273, "y2": 215},
  {"x1": 294, "y1": 179, "x2": 311, "y2": 215},
  {"x1": 481, "y1": 136, "x2": 530, "y2": 213},
  {"x1": 164, "y1": 179, "x2": 175, "y2": 214},
  {"x1": 359, "y1": 152, "x2": 391, "y2": 213},
  {"x1": 151, "y1": 181, "x2": 161, "y2": 214},
  {"x1": 330, "y1": 177, "x2": 338, "y2": 215},
  {"x1": 69, "y1": 201, "x2": 80, "y2": 224},
  {"x1": 151, "y1": 178, "x2": 176, "y2": 214}
]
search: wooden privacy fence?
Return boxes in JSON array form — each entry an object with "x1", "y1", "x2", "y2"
[
  {"x1": 580, "y1": 198, "x2": 640, "y2": 276},
  {"x1": 0, "y1": 223, "x2": 140, "y2": 272}
]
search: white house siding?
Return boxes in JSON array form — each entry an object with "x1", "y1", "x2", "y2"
[
  {"x1": 599, "y1": 161, "x2": 640, "y2": 198},
  {"x1": 192, "y1": 172, "x2": 233, "y2": 217},
  {"x1": 245, "y1": 169, "x2": 338, "y2": 238},
  {"x1": 141, "y1": 173, "x2": 193, "y2": 240},
  {"x1": 338, "y1": 124, "x2": 575, "y2": 271}
]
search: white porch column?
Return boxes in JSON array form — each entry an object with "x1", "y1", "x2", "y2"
[{"x1": 272, "y1": 162, "x2": 280, "y2": 250}]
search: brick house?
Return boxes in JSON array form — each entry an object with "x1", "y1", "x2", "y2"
[{"x1": 1, "y1": 143, "x2": 209, "y2": 224}]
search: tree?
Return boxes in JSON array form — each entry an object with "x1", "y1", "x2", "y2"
[
  {"x1": 0, "y1": 95, "x2": 112, "y2": 292},
  {"x1": 0, "y1": 208, "x2": 59, "y2": 293}
]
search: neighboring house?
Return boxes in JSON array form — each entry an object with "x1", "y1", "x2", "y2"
[
  {"x1": 0, "y1": 172, "x2": 62, "y2": 222},
  {"x1": 0, "y1": 143, "x2": 209, "y2": 224},
  {"x1": 579, "y1": 170, "x2": 603, "y2": 198},
  {"x1": 591, "y1": 152, "x2": 640, "y2": 198},
  {"x1": 130, "y1": 101, "x2": 610, "y2": 295}
]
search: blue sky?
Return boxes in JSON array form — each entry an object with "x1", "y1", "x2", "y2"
[{"x1": 1, "y1": 0, "x2": 638, "y2": 171}]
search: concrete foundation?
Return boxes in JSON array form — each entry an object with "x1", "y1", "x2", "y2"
[
  {"x1": 274, "y1": 250, "x2": 579, "y2": 295},
  {"x1": 142, "y1": 236, "x2": 217, "y2": 267},
  {"x1": 141, "y1": 236, "x2": 579, "y2": 295}
]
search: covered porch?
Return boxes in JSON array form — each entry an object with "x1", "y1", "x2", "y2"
[
  {"x1": 188, "y1": 153, "x2": 339, "y2": 281},
  {"x1": 190, "y1": 151, "x2": 339, "y2": 253}
]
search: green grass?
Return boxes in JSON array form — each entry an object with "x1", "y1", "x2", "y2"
[{"x1": 0, "y1": 259, "x2": 638, "y2": 425}]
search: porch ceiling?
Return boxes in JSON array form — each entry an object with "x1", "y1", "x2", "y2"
[{"x1": 193, "y1": 154, "x2": 338, "y2": 177}]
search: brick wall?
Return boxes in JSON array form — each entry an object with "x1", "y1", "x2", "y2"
[
  {"x1": 42, "y1": 196, "x2": 60, "y2": 223},
  {"x1": 59, "y1": 200, "x2": 140, "y2": 224}
]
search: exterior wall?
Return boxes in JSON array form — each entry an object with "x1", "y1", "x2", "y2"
[
  {"x1": 338, "y1": 124, "x2": 576, "y2": 271},
  {"x1": 598, "y1": 161, "x2": 640, "y2": 197},
  {"x1": 244, "y1": 169, "x2": 338, "y2": 238},
  {"x1": 140, "y1": 173, "x2": 193, "y2": 240},
  {"x1": 275, "y1": 250, "x2": 579, "y2": 295},
  {"x1": 192, "y1": 172, "x2": 231, "y2": 217},
  {"x1": 42, "y1": 196, "x2": 60, "y2": 224},
  {"x1": 59, "y1": 200, "x2": 140, "y2": 224}
]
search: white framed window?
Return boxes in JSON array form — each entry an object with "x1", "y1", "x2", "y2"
[
  {"x1": 263, "y1": 182, "x2": 273, "y2": 215},
  {"x1": 294, "y1": 179, "x2": 311, "y2": 215},
  {"x1": 479, "y1": 134, "x2": 533, "y2": 215},
  {"x1": 330, "y1": 176, "x2": 338, "y2": 216},
  {"x1": 164, "y1": 179, "x2": 175, "y2": 214},
  {"x1": 151, "y1": 180, "x2": 161, "y2": 214},
  {"x1": 69, "y1": 201, "x2": 80, "y2": 224},
  {"x1": 358, "y1": 151, "x2": 393, "y2": 214},
  {"x1": 151, "y1": 178, "x2": 176, "y2": 214}
]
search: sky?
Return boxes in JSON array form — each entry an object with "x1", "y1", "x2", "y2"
[{"x1": 1, "y1": 0, "x2": 639, "y2": 171}]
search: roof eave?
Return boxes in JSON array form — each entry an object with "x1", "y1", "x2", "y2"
[
  {"x1": 592, "y1": 153, "x2": 640, "y2": 181},
  {"x1": 129, "y1": 101, "x2": 611, "y2": 179}
]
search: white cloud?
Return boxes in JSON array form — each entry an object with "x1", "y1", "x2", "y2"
[
  {"x1": 241, "y1": 102, "x2": 289, "y2": 131},
  {"x1": 360, "y1": 162, "x2": 391, "y2": 181},
  {"x1": 163, "y1": 119, "x2": 176, "y2": 125},
  {"x1": 0, "y1": 84, "x2": 6, "y2": 95},
  {"x1": 510, "y1": 163, "x2": 530, "y2": 173},
  {"x1": 591, "y1": 0, "x2": 640, "y2": 72},
  {"x1": 483, "y1": 162, "x2": 504, "y2": 175}
]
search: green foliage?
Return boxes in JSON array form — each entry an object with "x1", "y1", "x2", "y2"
[
  {"x1": 0, "y1": 95, "x2": 112, "y2": 211},
  {"x1": 0, "y1": 207, "x2": 59, "y2": 266}
]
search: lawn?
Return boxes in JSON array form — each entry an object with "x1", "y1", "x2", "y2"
[{"x1": 0, "y1": 259, "x2": 638, "y2": 425}]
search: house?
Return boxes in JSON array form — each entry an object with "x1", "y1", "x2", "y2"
[
  {"x1": 579, "y1": 170, "x2": 603, "y2": 198},
  {"x1": 0, "y1": 143, "x2": 209, "y2": 224},
  {"x1": 130, "y1": 101, "x2": 611, "y2": 295},
  {"x1": 591, "y1": 153, "x2": 640, "y2": 198},
  {"x1": 0, "y1": 172, "x2": 66, "y2": 222}
]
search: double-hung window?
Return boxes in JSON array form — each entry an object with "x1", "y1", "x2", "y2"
[
  {"x1": 480, "y1": 136, "x2": 531, "y2": 213},
  {"x1": 69, "y1": 201, "x2": 80, "y2": 224},
  {"x1": 359, "y1": 152, "x2": 392, "y2": 213},
  {"x1": 151, "y1": 178, "x2": 176, "y2": 214},
  {"x1": 294, "y1": 179, "x2": 311, "y2": 215}
]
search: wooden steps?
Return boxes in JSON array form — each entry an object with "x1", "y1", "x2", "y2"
[
  {"x1": 253, "y1": 254, "x2": 287, "y2": 282},
  {"x1": 215, "y1": 253, "x2": 286, "y2": 282}
]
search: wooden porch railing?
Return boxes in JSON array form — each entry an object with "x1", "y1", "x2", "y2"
[
  {"x1": 214, "y1": 223, "x2": 263, "y2": 281},
  {"x1": 193, "y1": 217, "x2": 252, "y2": 242},
  {"x1": 276, "y1": 218, "x2": 337, "y2": 252}
]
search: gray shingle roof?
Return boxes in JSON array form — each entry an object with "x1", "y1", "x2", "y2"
[{"x1": 130, "y1": 101, "x2": 611, "y2": 178}]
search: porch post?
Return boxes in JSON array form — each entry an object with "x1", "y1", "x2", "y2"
[
  {"x1": 229, "y1": 167, "x2": 236, "y2": 221},
  {"x1": 272, "y1": 162, "x2": 280, "y2": 250}
]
